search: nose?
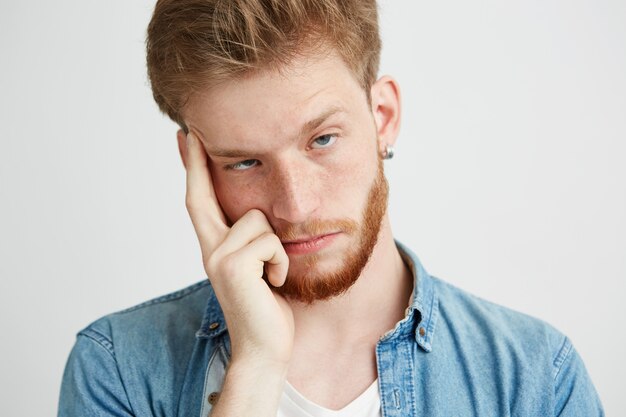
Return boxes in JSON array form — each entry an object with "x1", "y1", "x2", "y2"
[{"x1": 269, "y1": 161, "x2": 320, "y2": 225}]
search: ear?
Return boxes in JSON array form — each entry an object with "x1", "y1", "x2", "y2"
[
  {"x1": 176, "y1": 129, "x2": 188, "y2": 169},
  {"x1": 370, "y1": 76, "x2": 402, "y2": 155}
]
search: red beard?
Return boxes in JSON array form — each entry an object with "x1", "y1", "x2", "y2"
[{"x1": 269, "y1": 161, "x2": 389, "y2": 304}]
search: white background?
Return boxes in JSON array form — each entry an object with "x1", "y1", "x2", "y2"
[{"x1": 0, "y1": 0, "x2": 624, "y2": 415}]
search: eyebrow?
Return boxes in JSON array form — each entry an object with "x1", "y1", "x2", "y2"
[
  {"x1": 206, "y1": 105, "x2": 346, "y2": 159},
  {"x1": 299, "y1": 105, "x2": 346, "y2": 138}
]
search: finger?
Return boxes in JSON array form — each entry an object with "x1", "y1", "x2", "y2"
[
  {"x1": 217, "y1": 208, "x2": 275, "y2": 256},
  {"x1": 184, "y1": 131, "x2": 228, "y2": 251},
  {"x1": 234, "y1": 232, "x2": 289, "y2": 287}
]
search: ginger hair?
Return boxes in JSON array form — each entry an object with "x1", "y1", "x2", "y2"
[{"x1": 146, "y1": 0, "x2": 381, "y2": 129}]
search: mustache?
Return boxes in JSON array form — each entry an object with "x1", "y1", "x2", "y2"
[{"x1": 275, "y1": 219, "x2": 358, "y2": 241}]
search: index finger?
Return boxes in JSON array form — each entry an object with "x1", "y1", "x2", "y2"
[{"x1": 184, "y1": 131, "x2": 229, "y2": 252}]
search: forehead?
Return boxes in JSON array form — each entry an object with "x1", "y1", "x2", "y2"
[{"x1": 184, "y1": 50, "x2": 368, "y2": 147}]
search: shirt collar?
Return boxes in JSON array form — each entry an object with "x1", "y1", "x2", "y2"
[
  {"x1": 196, "y1": 240, "x2": 439, "y2": 352},
  {"x1": 394, "y1": 240, "x2": 438, "y2": 352},
  {"x1": 196, "y1": 284, "x2": 228, "y2": 339}
]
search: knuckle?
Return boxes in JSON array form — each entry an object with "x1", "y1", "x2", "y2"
[
  {"x1": 219, "y1": 253, "x2": 239, "y2": 278},
  {"x1": 262, "y1": 232, "x2": 280, "y2": 245},
  {"x1": 246, "y1": 208, "x2": 266, "y2": 223},
  {"x1": 185, "y1": 194, "x2": 198, "y2": 211},
  {"x1": 205, "y1": 251, "x2": 222, "y2": 276}
]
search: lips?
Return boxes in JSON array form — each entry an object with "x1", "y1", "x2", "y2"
[{"x1": 281, "y1": 232, "x2": 341, "y2": 255}]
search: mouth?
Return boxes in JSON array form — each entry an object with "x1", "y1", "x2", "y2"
[{"x1": 281, "y1": 232, "x2": 341, "y2": 255}]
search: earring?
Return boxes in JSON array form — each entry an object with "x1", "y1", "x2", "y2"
[{"x1": 382, "y1": 145, "x2": 395, "y2": 160}]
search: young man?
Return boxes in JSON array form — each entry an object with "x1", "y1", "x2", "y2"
[{"x1": 58, "y1": 1, "x2": 604, "y2": 416}]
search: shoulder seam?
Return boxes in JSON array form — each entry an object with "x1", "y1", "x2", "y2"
[
  {"x1": 77, "y1": 328, "x2": 116, "y2": 357},
  {"x1": 75, "y1": 327, "x2": 136, "y2": 415},
  {"x1": 553, "y1": 336, "x2": 573, "y2": 381}
]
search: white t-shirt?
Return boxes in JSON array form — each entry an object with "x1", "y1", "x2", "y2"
[{"x1": 277, "y1": 379, "x2": 382, "y2": 417}]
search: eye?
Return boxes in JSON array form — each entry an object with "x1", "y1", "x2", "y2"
[
  {"x1": 227, "y1": 159, "x2": 259, "y2": 171},
  {"x1": 310, "y1": 134, "x2": 337, "y2": 149}
]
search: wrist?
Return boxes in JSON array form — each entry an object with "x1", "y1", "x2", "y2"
[
  {"x1": 212, "y1": 355, "x2": 289, "y2": 416},
  {"x1": 228, "y1": 354, "x2": 290, "y2": 377}
]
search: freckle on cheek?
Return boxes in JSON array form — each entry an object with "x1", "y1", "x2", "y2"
[{"x1": 223, "y1": 184, "x2": 256, "y2": 218}]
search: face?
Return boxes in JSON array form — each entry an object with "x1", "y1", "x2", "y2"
[{"x1": 184, "y1": 49, "x2": 398, "y2": 304}]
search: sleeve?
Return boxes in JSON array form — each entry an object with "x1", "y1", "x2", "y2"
[
  {"x1": 58, "y1": 329, "x2": 135, "y2": 417},
  {"x1": 553, "y1": 337, "x2": 604, "y2": 417}
]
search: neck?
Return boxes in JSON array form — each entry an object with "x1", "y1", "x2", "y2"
[{"x1": 287, "y1": 215, "x2": 413, "y2": 348}]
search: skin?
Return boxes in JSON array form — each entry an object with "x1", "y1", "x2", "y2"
[{"x1": 177, "y1": 49, "x2": 412, "y2": 413}]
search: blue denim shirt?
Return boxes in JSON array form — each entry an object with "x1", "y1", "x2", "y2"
[{"x1": 58, "y1": 242, "x2": 604, "y2": 416}]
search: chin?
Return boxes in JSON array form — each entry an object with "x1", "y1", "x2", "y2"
[{"x1": 286, "y1": 253, "x2": 339, "y2": 278}]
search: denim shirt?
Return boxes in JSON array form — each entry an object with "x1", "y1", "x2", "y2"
[{"x1": 58, "y1": 242, "x2": 604, "y2": 416}]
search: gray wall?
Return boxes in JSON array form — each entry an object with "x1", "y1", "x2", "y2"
[{"x1": 0, "y1": 0, "x2": 623, "y2": 415}]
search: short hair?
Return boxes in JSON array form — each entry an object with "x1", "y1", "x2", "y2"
[{"x1": 146, "y1": 0, "x2": 381, "y2": 129}]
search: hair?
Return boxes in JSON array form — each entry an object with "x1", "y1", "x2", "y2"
[{"x1": 146, "y1": 0, "x2": 381, "y2": 129}]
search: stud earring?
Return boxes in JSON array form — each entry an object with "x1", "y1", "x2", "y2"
[{"x1": 381, "y1": 145, "x2": 395, "y2": 160}]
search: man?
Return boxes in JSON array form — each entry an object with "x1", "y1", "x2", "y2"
[{"x1": 58, "y1": 0, "x2": 604, "y2": 416}]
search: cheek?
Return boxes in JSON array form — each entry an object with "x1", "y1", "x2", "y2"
[
  {"x1": 212, "y1": 170, "x2": 261, "y2": 224},
  {"x1": 321, "y1": 148, "x2": 378, "y2": 212}
]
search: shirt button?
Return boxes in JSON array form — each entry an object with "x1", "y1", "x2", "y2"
[
  {"x1": 419, "y1": 327, "x2": 426, "y2": 337},
  {"x1": 209, "y1": 322, "x2": 220, "y2": 330},
  {"x1": 208, "y1": 391, "x2": 220, "y2": 405}
]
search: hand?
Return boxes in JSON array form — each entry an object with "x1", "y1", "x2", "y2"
[{"x1": 182, "y1": 130, "x2": 294, "y2": 367}]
